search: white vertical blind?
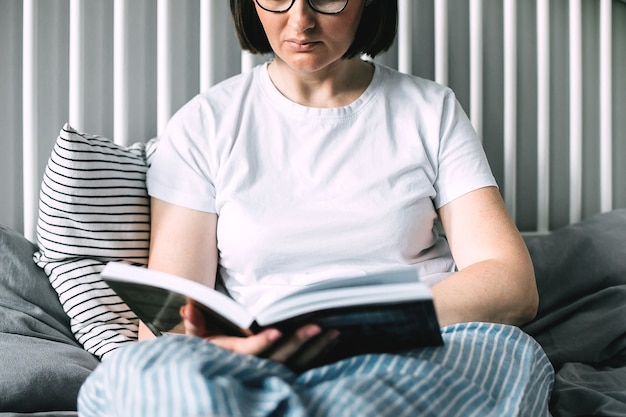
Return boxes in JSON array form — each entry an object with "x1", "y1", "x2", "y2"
[
  {"x1": 536, "y1": 0, "x2": 550, "y2": 232},
  {"x1": 599, "y1": 0, "x2": 613, "y2": 213},
  {"x1": 113, "y1": 0, "x2": 130, "y2": 145},
  {"x1": 569, "y1": 0, "x2": 583, "y2": 224},
  {"x1": 398, "y1": 0, "x2": 412, "y2": 74},
  {"x1": 434, "y1": 0, "x2": 448, "y2": 85},
  {"x1": 69, "y1": 0, "x2": 85, "y2": 131},
  {"x1": 503, "y1": 0, "x2": 517, "y2": 221},
  {"x1": 157, "y1": 0, "x2": 173, "y2": 135},
  {"x1": 22, "y1": 0, "x2": 38, "y2": 242},
  {"x1": 200, "y1": 0, "x2": 215, "y2": 91},
  {"x1": 5, "y1": 1, "x2": 625, "y2": 237},
  {"x1": 469, "y1": 0, "x2": 483, "y2": 138}
]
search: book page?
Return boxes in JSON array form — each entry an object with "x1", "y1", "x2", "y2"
[{"x1": 255, "y1": 269, "x2": 431, "y2": 326}]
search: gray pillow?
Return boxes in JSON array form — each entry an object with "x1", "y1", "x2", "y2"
[
  {"x1": 0, "y1": 225, "x2": 99, "y2": 413},
  {"x1": 523, "y1": 209, "x2": 626, "y2": 417}
]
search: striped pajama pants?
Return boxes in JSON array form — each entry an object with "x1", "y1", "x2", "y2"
[{"x1": 78, "y1": 322, "x2": 554, "y2": 417}]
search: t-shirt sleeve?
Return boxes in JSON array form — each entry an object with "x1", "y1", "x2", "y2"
[
  {"x1": 146, "y1": 97, "x2": 218, "y2": 213},
  {"x1": 433, "y1": 91, "x2": 497, "y2": 208}
]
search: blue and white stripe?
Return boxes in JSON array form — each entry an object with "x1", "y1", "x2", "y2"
[{"x1": 79, "y1": 322, "x2": 553, "y2": 417}]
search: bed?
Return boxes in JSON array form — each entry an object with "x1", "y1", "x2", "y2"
[
  {"x1": 1, "y1": 0, "x2": 625, "y2": 416},
  {"x1": 2, "y1": 180, "x2": 626, "y2": 416}
]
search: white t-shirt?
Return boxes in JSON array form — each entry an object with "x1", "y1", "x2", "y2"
[{"x1": 147, "y1": 62, "x2": 497, "y2": 314}]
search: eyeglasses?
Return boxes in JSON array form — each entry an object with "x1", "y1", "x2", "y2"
[{"x1": 255, "y1": 0, "x2": 349, "y2": 15}]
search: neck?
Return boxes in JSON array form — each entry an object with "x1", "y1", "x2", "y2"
[{"x1": 267, "y1": 58, "x2": 374, "y2": 108}]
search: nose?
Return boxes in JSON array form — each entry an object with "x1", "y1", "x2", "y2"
[{"x1": 288, "y1": 0, "x2": 316, "y2": 31}]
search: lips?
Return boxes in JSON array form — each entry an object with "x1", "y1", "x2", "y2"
[{"x1": 286, "y1": 39, "x2": 320, "y2": 51}]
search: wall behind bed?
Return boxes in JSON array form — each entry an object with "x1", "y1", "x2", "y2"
[{"x1": 0, "y1": 0, "x2": 625, "y2": 242}]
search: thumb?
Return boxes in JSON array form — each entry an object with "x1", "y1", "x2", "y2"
[{"x1": 180, "y1": 303, "x2": 207, "y2": 337}]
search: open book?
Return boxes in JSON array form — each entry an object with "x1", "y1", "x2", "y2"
[{"x1": 101, "y1": 262, "x2": 443, "y2": 368}]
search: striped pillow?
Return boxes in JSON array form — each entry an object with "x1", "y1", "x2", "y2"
[{"x1": 34, "y1": 124, "x2": 158, "y2": 359}]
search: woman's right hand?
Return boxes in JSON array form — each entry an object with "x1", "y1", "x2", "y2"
[{"x1": 180, "y1": 302, "x2": 339, "y2": 370}]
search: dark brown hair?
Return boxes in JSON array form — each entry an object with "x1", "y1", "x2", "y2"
[{"x1": 229, "y1": 0, "x2": 397, "y2": 59}]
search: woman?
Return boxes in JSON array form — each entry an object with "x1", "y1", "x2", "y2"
[{"x1": 79, "y1": 1, "x2": 554, "y2": 415}]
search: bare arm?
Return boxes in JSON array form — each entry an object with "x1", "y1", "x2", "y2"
[
  {"x1": 432, "y1": 186, "x2": 538, "y2": 327},
  {"x1": 138, "y1": 197, "x2": 219, "y2": 340},
  {"x1": 148, "y1": 198, "x2": 219, "y2": 287}
]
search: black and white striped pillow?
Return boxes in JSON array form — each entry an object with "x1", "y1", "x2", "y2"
[{"x1": 34, "y1": 124, "x2": 158, "y2": 359}]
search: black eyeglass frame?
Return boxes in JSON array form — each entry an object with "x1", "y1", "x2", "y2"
[{"x1": 254, "y1": 0, "x2": 349, "y2": 15}]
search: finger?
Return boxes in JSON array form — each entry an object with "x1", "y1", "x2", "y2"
[
  {"x1": 286, "y1": 329, "x2": 341, "y2": 371},
  {"x1": 209, "y1": 329, "x2": 282, "y2": 356},
  {"x1": 180, "y1": 303, "x2": 207, "y2": 337},
  {"x1": 269, "y1": 324, "x2": 322, "y2": 363}
]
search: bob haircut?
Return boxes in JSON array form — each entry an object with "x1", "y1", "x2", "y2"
[{"x1": 229, "y1": 0, "x2": 398, "y2": 59}]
